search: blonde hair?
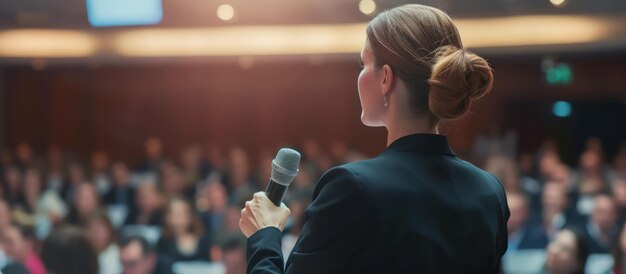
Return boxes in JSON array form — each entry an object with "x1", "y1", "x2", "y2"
[{"x1": 366, "y1": 4, "x2": 493, "y2": 122}]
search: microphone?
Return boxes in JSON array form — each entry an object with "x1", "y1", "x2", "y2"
[{"x1": 265, "y1": 148, "x2": 301, "y2": 206}]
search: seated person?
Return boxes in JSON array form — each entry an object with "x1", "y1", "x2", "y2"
[
  {"x1": 156, "y1": 197, "x2": 212, "y2": 262},
  {"x1": 583, "y1": 194, "x2": 619, "y2": 254},
  {"x1": 507, "y1": 192, "x2": 548, "y2": 250},
  {"x1": 125, "y1": 182, "x2": 163, "y2": 227},
  {"x1": 120, "y1": 235, "x2": 172, "y2": 274},
  {"x1": 545, "y1": 228, "x2": 589, "y2": 274}
]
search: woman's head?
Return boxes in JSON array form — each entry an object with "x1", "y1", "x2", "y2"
[
  {"x1": 359, "y1": 4, "x2": 493, "y2": 128},
  {"x1": 137, "y1": 181, "x2": 162, "y2": 213},
  {"x1": 546, "y1": 228, "x2": 589, "y2": 274},
  {"x1": 3, "y1": 165, "x2": 22, "y2": 194},
  {"x1": 67, "y1": 161, "x2": 86, "y2": 185},
  {"x1": 161, "y1": 162, "x2": 187, "y2": 195},
  {"x1": 23, "y1": 168, "x2": 43, "y2": 198},
  {"x1": 164, "y1": 196, "x2": 203, "y2": 238},
  {"x1": 198, "y1": 181, "x2": 227, "y2": 213},
  {"x1": 73, "y1": 182, "x2": 100, "y2": 216}
]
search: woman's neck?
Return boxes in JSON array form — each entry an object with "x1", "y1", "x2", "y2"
[{"x1": 385, "y1": 113, "x2": 438, "y2": 146}]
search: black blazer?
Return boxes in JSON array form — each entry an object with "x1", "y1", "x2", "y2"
[{"x1": 247, "y1": 134, "x2": 510, "y2": 274}]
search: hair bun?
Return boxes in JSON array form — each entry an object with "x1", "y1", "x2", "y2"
[{"x1": 427, "y1": 45, "x2": 494, "y2": 120}]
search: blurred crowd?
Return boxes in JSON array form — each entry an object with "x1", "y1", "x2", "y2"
[
  {"x1": 0, "y1": 137, "x2": 363, "y2": 274},
  {"x1": 477, "y1": 130, "x2": 626, "y2": 274},
  {"x1": 0, "y1": 132, "x2": 625, "y2": 274}
]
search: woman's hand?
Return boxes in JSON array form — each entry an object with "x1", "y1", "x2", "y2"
[{"x1": 239, "y1": 192, "x2": 291, "y2": 238}]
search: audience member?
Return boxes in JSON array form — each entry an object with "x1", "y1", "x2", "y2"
[
  {"x1": 91, "y1": 151, "x2": 112, "y2": 195},
  {"x1": 86, "y1": 211, "x2": 122, "y2": 274},
  {"x1": 136, "y1": 137, "x2": 164, "y2": 175},
  {"x1": 61, "y1": 161, "x2": 87, "y2": 203},
  {"x1": 612, "y1": 223, "x2": 626, "y2": 274},
  {"x1": 124, "y1": 182, "x2": 163, "y2": 226},
  {"x1": 584, "y1": 194, "x2": 619, "y2": 253},
  {"x1": 613, "y1": 142, "x2": 626, "y2": 180},
  {"x1": 614, "y1": 178, "x2": 626, "y2": 225},
  {"x1": 120, "y1": 236, "x2": 168, "y2": 274},
  {"x1": 542, "y1": 182, "x2": 572, "y2": 240},
  {"x1": 160, "y1": 162, "x2": 195, "y2": 201},
  {"x1": 197, "y1": 181, "x2": 228, "y2": 235},
  {"x1": 0, "y1": 223, "x2": 44, "y2": 274},
  {"x1": 224, "y1": 147, "x2": 256, "y2": 203},
  {"x1": 103, "y1": 162, "x2": 136, "y2": 212},
  {"x1": 44, "y1": 146, "x2": 65, "y2": 193},
  {"x1": 0, "y1": 200, "x2": 11, "y2": 229},
  {"x1": 41, "y1": 226, "x2": 99, "y2": 274},
  {"x1": 545, "y1": 228, "x2": 589, "y2": 274},
  {"x1": 156, "y1": 197, "x2": 211, "y2": 262},
  {"x1": 15, "y1": 143, "x2": 40, "y2": 171},
  {"x1": 66, "y1": 182, "x2": 100, "y2": 226},
  {"x1": 13, "y1": 169, "x2": 42, "y2": 226},
  {"x1": 507, "y1": 192, "x2": 548, "y2": 250},
  {"x1": 2, "y1": 165, "x2": 22, "y2": 206},
  {"x1": 180, "y1": 145, "x2": 210, "y2": 187},
  {"x1": 218, "y1": 233, "x2": 246, "y2": 274}
]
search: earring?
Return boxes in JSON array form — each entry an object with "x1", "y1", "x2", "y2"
[{"x1": 383, "y1": 96, "x2": 388, "y2": 108}]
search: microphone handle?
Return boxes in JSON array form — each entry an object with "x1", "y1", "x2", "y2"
[{"x1": 265, "y1": 180, "x2": 288, "y2": 206}]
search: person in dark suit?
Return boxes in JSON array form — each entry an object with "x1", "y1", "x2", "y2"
[
  {"x1": 239, "y1": 4, "x2": 509, "y2": 274},
  {"x1": 507, "y1": 192, "x2": 549, "y2": 251},
  {"x1": 103, "y1": 162, "x2": 136, "y2": 212},
  {"x1": 582, "y1": 194, "x2": 619, "y2": 254}
]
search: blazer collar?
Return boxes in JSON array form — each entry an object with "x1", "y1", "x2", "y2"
[{"x1": 382, "y1": 133, "x2": 456, "y2": 156}]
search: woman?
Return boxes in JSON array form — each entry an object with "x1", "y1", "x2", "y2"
[
  {"x1": 85, "y1": 210, "x2": 122, "y2": 274},
  {"x1": 61, "y1": 160, "x2": 88, "y2": 203},
  {"x1": 124, "y1": 181, "x2": 164, "y2": 226},
  {"x1": 13, "y1": 168, "x2": 43, "y2": 225},
  {"x1": 545, "y1": 228, "x2": 589, "y2": 274},
  {"x1": 156, "y1": 196, "x2": 212, "y2": 262},
  {"x1": 240, "y1": 4, "x2": 508, "y2": 273},
  {"x1": 1, "y1": 165, "x2": 22, "y2": 206},
  {"x1": 66, "y1": 182, "x2": 101, "y2": 226}
]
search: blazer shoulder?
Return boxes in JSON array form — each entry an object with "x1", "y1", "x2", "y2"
[
  {"x1": 458, "y1": 159, "x2": 506, "y2": 190},
  {"x1": 460, "y1": 159, "x2": 510, "y2": 219},
  {"x1": 312, "y1": 162, "x2": 374, "y2": 200}
]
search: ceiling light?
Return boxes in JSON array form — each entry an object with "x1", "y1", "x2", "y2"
[
  {"x1": 550, "y1": 0, "x2": 567, "y2": 8},
  {"x1": 0, "y1": 30, "x2": 97, "y2": 57},
  {"x1": 359, "y1": 0, "x2": 376, "y2": 15},
  {"x1": 217, "y1": 4, "x2": 235, "y2": 21}
]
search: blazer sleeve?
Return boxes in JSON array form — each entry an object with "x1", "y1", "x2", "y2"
[{"x1": 246, "y1": 167, "x2": 367, "y2": 274}]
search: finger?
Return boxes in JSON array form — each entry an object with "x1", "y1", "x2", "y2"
[
  {"x1": 239, "y1": 219, "x2": 248, "y2": 237},
  {"x1": 242, "y1": 220, "x2": 255, "y2": 233},
  {"x1": 253, "y1": 191, "x2": 267, "y2": 200},
  {"x1": 242, "y1": 224, "x2": 254, "y2": 238}
]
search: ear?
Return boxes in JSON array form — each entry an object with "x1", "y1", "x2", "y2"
[{"x1": 380, "y1": 64, "x2": 394, "y2": 96}]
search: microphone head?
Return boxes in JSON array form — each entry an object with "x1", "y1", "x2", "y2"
[
  {"x1": 271, "y1": 148, "x2": 301, "y2": 185},
  {"x1": 274, "y1": 148, "x2": 301, "y2": 173}
]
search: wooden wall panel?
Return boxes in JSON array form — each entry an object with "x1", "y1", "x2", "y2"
[{"x1": 3, "y1": 55, "x2": 626, "y2": 165}]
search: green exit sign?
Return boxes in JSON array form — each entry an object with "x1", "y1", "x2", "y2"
[{"x1": 545, "y1": 63, "x2": 573, "y2": 85}]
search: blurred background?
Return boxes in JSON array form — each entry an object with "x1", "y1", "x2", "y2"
[{"x1": 1, "y1": 0, "x2": 626, "y2": 273}]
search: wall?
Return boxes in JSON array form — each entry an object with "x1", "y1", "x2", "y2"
[{"x1": 2, "y1": 55, "x2": 625, "y2": 165}]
